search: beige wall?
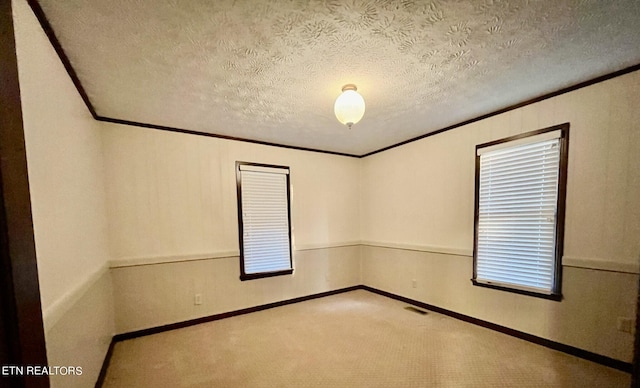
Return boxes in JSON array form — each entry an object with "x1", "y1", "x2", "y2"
[
  {"x1": 102, "y1": 123, "x2": 362, "y2": 333},
  {"x1": 44, "y1": 270, "x2": 114, "y2": 388},
  {"x1": 14, "y1": 0, "x2": 640, "y2": 372},
  {"x1": 102, "y1": 124, "x2": 361, "y2": 260},
  {"x1": 360, "y1": 70, "x2": 640, "y2": 362},
  {"x1": 111, "y1": 247, "x2": 360, "y2": 333},
  {"x1": 13, "y1": 0, "x2": 115, "y2": 386}
]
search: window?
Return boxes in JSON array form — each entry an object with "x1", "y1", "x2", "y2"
[
  {"x1": 236, "y1": 162, "x2": 293, "y2": 280},
  {"x1": 472, "y1": 124, "x2": 569, "y2": 300}
]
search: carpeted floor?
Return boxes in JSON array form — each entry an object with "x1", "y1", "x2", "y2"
[{"x1": 103, "y1": 290, "x2": 630, "y2": 387}]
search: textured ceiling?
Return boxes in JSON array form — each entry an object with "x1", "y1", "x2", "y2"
[{"x1": 36, "y1": 0, "x2": 640, "y2": 155}]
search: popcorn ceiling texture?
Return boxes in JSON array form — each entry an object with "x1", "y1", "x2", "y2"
[{"x1": 37, "y1": 0, "x2": 640, "y2": 155}]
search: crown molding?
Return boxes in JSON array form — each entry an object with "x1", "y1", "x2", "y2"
[{"x1": 26, "y1": 1, "x2": 640, "y2": 158}]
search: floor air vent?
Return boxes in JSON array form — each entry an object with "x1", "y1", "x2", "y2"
[{"x1": 404, "y1": 306, "x2": 428, "y2": 315}]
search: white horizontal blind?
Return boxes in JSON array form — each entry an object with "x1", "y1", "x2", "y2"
[
  {"x1": 240, "y1": 169, "x2": 291, "y2": 275},
  {"x1": 476, "y1": 137, "x2": 560, "y2": 293}
]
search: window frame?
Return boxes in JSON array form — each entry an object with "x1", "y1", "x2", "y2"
[
  {"x1": 236, "y1": 161, "x2": 294, "y2": 281},
  {"x1": 471, "y1": 123, "x2": 570, "y2": 301}
]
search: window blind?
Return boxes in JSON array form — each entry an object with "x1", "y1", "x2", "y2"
[
  {"x1": 239, "y1": 168, "x2": 292, "y2": 275},
  {"x1": 475, "y1": 136, "x2": 561, "y2": 293}
]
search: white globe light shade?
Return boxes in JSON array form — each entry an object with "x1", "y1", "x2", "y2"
[{"x1": 334, "y1": 87, "x2": 365, "y2": 128}]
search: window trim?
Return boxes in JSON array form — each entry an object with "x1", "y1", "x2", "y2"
[
  {"x1": 471, "y1": 123, "x2": 570, "y2": 301},
  {"x1": 236, "y1": 161, "x2": 293, "y2": 281}
]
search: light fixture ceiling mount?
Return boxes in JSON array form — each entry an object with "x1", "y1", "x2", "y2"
[{"x1": 334, "y1": 84, "x2": 365, "y2": 129}]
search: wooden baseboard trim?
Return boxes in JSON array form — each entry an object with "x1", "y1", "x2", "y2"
[
  {"x1": 96, "y1": 286, "x2": 360, "y2": 386},
  {"x1": 113, "y1": 286, "x2": 360, "y2": 342},
  {"x1": 96, "y1": 284, "x2": 630, "y2": 385},
  {"x1": 94, "y1": 338, "x2": 115, "y2": 387},
  {"x1": 361, "y1": 285, "x2": 632, "y2": 373}
]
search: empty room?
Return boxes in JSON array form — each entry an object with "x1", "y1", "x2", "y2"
[{"x1": 2, "y1": 0, "x2": 640, "y2": 387}]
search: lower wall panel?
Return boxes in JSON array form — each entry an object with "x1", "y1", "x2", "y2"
[
  {"x1": 108, "y1": 243, "x2": 634, "y2": 364},
  {"x1": 45, "y1": 269, "x2": 115, "y2": 388},
  {"x1": 111, "y1": 246, "x2": 361, "y2": 334},
  {"x1": 361, "y1": 245, "x2": 637, "y2": 363}
]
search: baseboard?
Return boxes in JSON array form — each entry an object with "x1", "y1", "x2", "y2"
[
  {"x1": 94, "y1": 338, "x2": 115, "y2": 388},
  {"x1": 97, "y1": 286, "x2": 358, "y2": 386},
  {"x1": 96, "y1": 283, "x2": 631, "y2": 385},
  {"x1": 113, "y1": 285, "x2": 361, "y2": 341},
  {"x1": 361, "y1": 285, "x2": 632, "y2": 373}
]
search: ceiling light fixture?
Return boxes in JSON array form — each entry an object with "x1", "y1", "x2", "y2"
[{"x1": 334, "y1": 84, "x2": 365, "y2": 129}]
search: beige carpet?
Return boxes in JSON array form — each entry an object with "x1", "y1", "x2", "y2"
[{"x1": 103, "y1": 290, "x2": 630, "y2": 387}]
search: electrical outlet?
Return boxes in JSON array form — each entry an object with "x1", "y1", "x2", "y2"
[
  {"x1": 194, "y1": 294, "x2": 202, "y2": 306},
  {"x1": 412, "y1": 279, "x2": 417, "y2": 288},
  {"x1": 617, "y1": 317, "x2": 633, "y2": 333}
]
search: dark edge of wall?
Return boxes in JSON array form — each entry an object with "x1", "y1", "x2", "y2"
[
  {"x1": 25, "y1": 2, "x2": 640, "y2": 159},
  {"x1": 0, "y1": 1, "x2": 50, "y2": 386},
  {"x1": 632, "y1": 275, "x2": 640, "y2": 385},
  {"x1": 94, "y1": 339, "x2": 115, "y2": 388},
  {"x1": 25, "y1": 0, "x2": 97, "y2": 118},
  {"x1": 361, "y1": 285, "x2": 632, "y2": 373}
]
